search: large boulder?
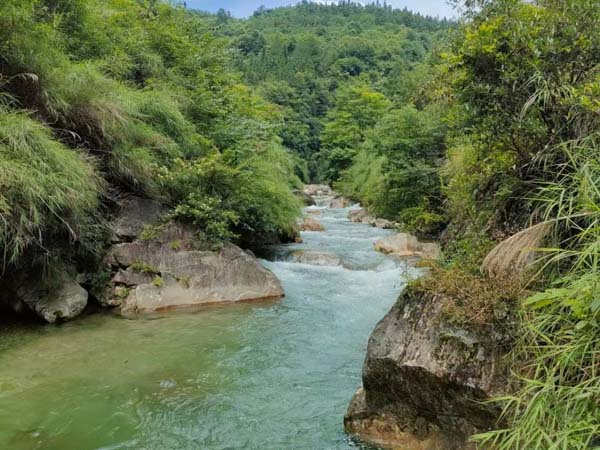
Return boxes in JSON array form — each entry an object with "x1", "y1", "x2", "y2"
[
  {"x1": 344, "y1": 287, "x2": 507, "y2": 449},
  {"x1": 375, "y1": 233, "x2": 440, "y2": 259},
  {"x1": 102, "y1": 222, "x2": 284, "y2": 313},
  {"x1": 300, "y1": 217, "x2": 325, "y2": 231},
  {"x1": 6, "y1": 270, "x2": 88, "y2": 323},
  {"x1": 289, "y1": 250, "x2": 343, "y2": 267},
  {"x1": 348, "y1": 208, "x2": 373, "y2": 224}
]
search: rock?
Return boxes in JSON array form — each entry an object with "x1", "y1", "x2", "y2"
[
  {"x1": 373, "y1": 218, "x2": 394, "y2": 229},
  {"x1": 328, "y1": 195, "x2": 352, "y2": 209},
  {"x1": 306, "y1": 208, "x2": 324, "y2": 215},
  {"x1": 344, "y1": 287, "x2": 506, "y2": 449},
  {"x1": 300, "y1": 217, "x2": 325, "y2": 231},
  {"x1": 303, "y1": 184, "x2": 332, "y2": 197},
  {"x1": 109, "y1": 196, "x2": 166, "y2": 242},
  {"x1": 348, "y1": 208, "x2": 372, "y2": 223},
  {"x1": 10, "y1": 270, "x2": 88, "y2": 323},
  {"x1": 293, "y1": 189, "x2": 316, "y2": 206},
  {"x1": 374, "y1": 233, "x2": 440, "y2": 259},
  {"x1": 289, "y1": 250, "x2": 342, "y2": 267},
  {"x1": 348, "y1": 209, "x2": 394, "y2": 229},
  {"x1": 103, "y1": 222, "x2": 284, "y2": 313}
]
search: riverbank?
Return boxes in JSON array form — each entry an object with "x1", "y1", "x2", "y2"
[{"x1": 0, "y1": 196, "x2": 418, "y2": 449}]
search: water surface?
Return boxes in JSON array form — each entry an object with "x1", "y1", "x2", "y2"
[{"x1": 0, "y1": 206, "x2": 416, "y2": 450}]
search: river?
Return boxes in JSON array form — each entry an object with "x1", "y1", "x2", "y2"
[{"x1": 0, "y1": 204, "x2": 416, "y2": 450}]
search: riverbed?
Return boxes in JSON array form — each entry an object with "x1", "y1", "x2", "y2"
[{"x1": 0, "y1": 205, "x2": 416, "y2": 450}]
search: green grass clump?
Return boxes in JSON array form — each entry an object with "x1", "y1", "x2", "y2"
[{"x1": 0, "y1": 108, "x2": 101, "y2": 266}]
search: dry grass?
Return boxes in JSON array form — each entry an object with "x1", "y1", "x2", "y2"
[
  {"x1": 418, "y1": 265, "x2": 530, "y2": 329},
  {"x1": 481, "y1": 222, "x2": 552, "y2": 278}
]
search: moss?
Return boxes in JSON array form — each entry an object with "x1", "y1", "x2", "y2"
[
  {"x1": 152, "y1": 276, "x2": 164, "y2": 287},
  {"x1": 169, "y1": 239, "x2": 182, "y2": 251},
  {"x1": 139, "y1": 223, "x2": 165, "y2": 242},
  {"x1": 115, "y1": 286, "x2": 130, "y2": 299},
  {"x1": 176, "y1": 275, "x2": 191, "y2": 288},
  {"x1": 129, "y1": 261, "x2": 159, "y2": 274}
]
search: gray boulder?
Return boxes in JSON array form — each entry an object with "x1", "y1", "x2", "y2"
[
  {"x1": 303, "y1": 184, "x2": 332, "y2": 197},
  {"x1": 344, "y1": 287, "x2": 506, "y2": 449},
  {"x1": 103, "y1": 222, "x2": 284, "y2": 313},
  {"x1": 328, "y1": 195, "x2": 352, "y2": 209},
  {"x1": 293, "y1": 189, "x2": 316, "y2": 206},
  {"x1": 348, "y1": 209, "x2": 395, "y2": 229}
]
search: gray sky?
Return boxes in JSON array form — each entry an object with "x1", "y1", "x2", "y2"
[{"x1": 188, "y1": 1, "x2": 455, "y2": 19}]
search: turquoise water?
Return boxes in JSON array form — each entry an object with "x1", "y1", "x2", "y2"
[{"x1": 0, "y1": 206, "x2": 415, "y2": 450}]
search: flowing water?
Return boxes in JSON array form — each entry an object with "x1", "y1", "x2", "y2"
[{"x1": 0, "y1": 205, "x2": 417, "y2": 450}]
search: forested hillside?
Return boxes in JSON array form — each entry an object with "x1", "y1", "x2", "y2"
[
  {"x1": 210, "y1": 2, "x2": 453, "y2": 234},
  {"x1": 0, "y1": 1, "x2": 598, "y2": 449}
]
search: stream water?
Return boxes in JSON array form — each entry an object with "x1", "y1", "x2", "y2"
[{"x1": 0, "y1": 205, "x2": 416, "y2": 450}]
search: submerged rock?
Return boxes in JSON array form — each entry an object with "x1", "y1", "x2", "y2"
[
  {"x1": 300, "y1": 217, "x2": 325, "y2": 231},
  {"x1": 344, "y1": 287, "x2": 507, "y2": 449},
  {"x1": 289, "y1": 250, "x2": 343, "y2": 267},
  {"x1": 374, "y1": 233, "x2": 440, "y2": 259},
  {"x1": 103, "y1": 221, "x2": 284, "y2": 313}
]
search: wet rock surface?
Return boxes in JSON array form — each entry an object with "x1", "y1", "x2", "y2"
[
  {"x1": 344, "y1": 286, "x2": 507, "y2": 449},
  {"x1": 348, "y1": 208, "x2": 395, "y2": 229}
]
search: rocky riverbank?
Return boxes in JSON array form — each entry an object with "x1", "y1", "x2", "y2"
[
  {"x1": 344, "y1": 285, "x2": 508, "y2": 449},
  {"x1": 0, "y1": 195, "x2": 286, "y2": 323}
]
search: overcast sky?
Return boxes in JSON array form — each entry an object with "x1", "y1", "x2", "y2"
[{"x1": 187, "y1": 1, "x2": 455, "y2": 19}]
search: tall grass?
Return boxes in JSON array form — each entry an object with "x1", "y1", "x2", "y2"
[
  {"x1": 0, "y1": 108, "x2": 102, "y2": 267},
  {"x1": 474, "y1": 144, "x2": 600, "y2": 449}
]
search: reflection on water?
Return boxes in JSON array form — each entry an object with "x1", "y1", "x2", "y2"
[{"x1": 0, "y1": 206, "x2": 416, "y2": 450}]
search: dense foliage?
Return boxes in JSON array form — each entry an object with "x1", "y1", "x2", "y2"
[
  {"x1": 1, "y1": 1, "x2": 598, "y2": 448},
  {"x1": 219, "y1": 1, "x2": 451, "y2": 192},
  {"x1": 0, "y1": 0, "x2": 302, "y2": 270},
  {"x1": 228, "y1": 1, "x2": 600, "y2": 447}
]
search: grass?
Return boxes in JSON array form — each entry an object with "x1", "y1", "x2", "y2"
[
  {"x1": 0, "y1": 108, "x2": 101, "y2": 267},
  {"x1": 474, "y1": 144, "x2": 600, "y2": 449}
]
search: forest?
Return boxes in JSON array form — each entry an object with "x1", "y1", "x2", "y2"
[{"x1": 0, "y1": 0, "x2": 598, "y2": 449}]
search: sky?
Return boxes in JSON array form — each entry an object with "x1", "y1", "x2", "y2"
[{"x1": 187, "y1": 1, "x2": 455, "y2": 20}]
